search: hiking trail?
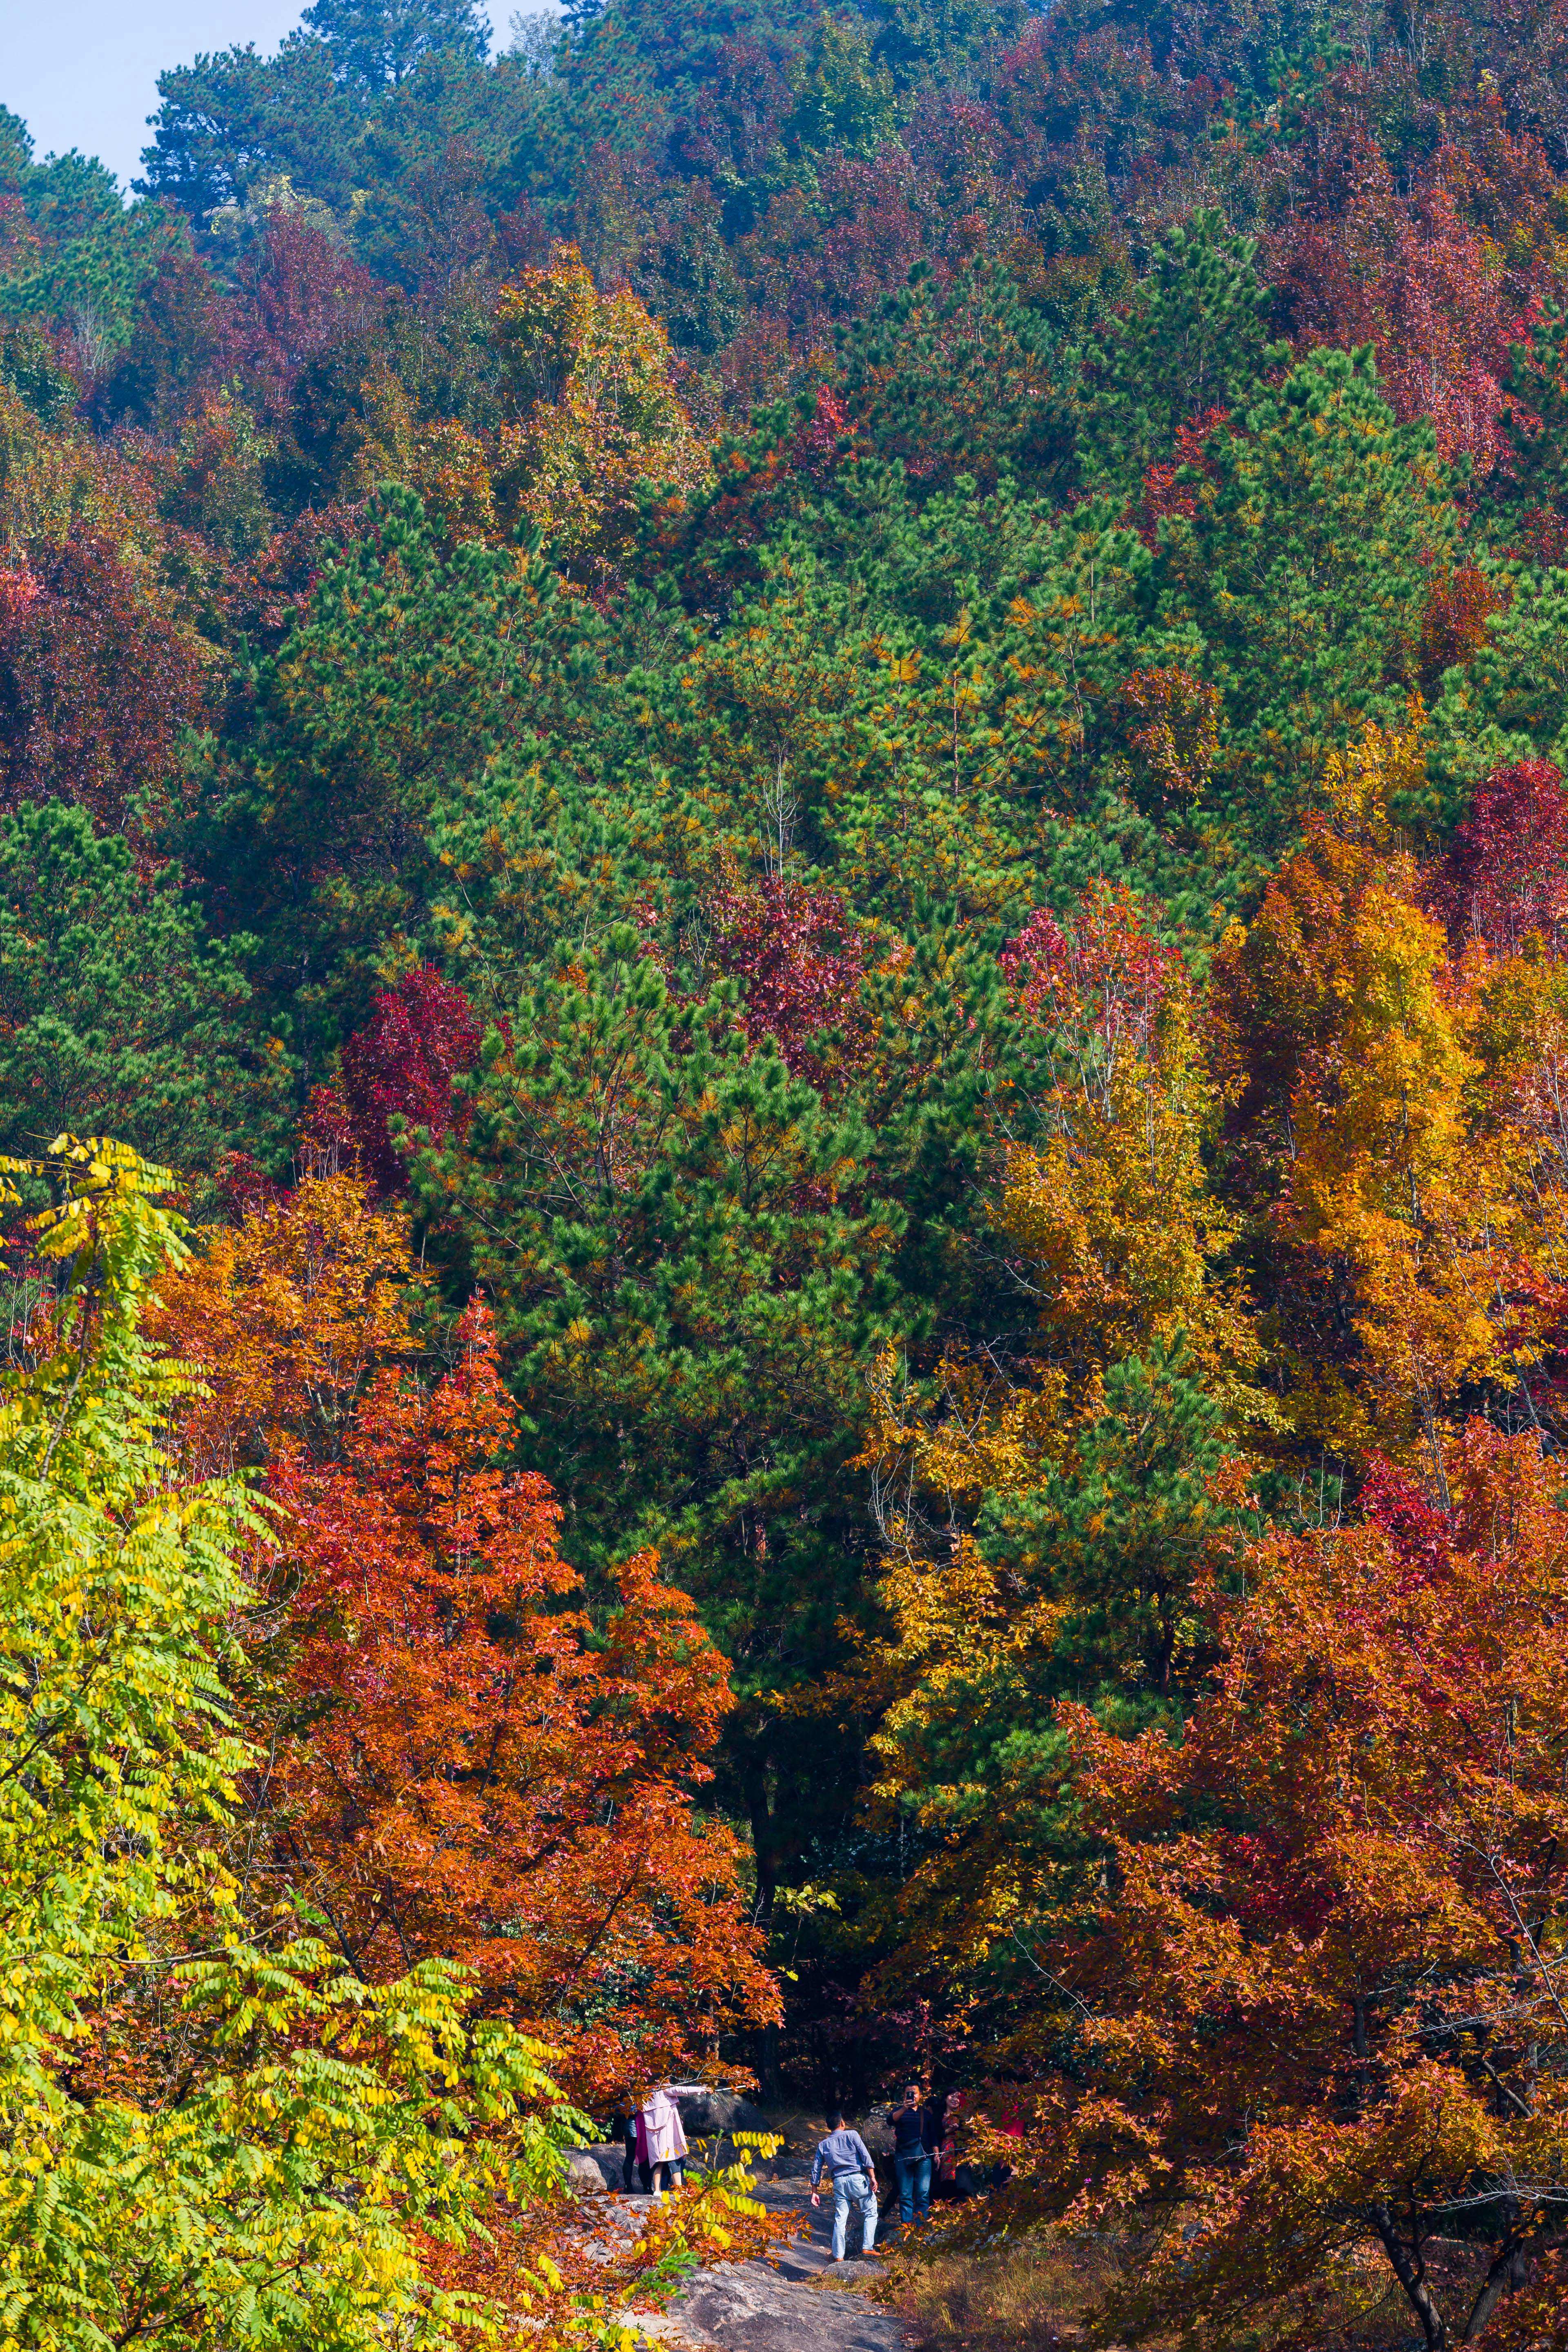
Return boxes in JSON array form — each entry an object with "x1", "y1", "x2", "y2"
[{"x1": 574, "y1": 2141, "x2": 910, "y2": 2352}]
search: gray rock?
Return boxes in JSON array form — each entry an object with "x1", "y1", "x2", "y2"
[
  {"x1": 657, "y1": 2170, "x2": 910, "y2": 2348},
  {"x1": 667, "y1": 2082, "x2": 770, "y2": 2138},
  {"x1": 565, "y1": 2147, "x2": 618, "y2": 2192},
  {"x1": 669, "y1": 2259, "x2": 906, "y2": 2351}
]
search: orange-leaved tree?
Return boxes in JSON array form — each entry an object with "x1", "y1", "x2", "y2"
[
  {"x1": 156, "y1": 1146, "x2": 416, "y2": 1475},
  {"x1": 158, "y1": 1164, "x2": 778, "y2": 2108},
  {"x1": 1021, "y1": 1422, "x2": 1568, "y2": 2351},
  {"x1": 1210, "y1": 725, "x2": 1550, "y2": 1483}
]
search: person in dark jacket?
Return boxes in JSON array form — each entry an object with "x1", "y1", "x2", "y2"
[
  {"x1": 608, "y1": 2108, "x2": 637, "y2": 2191},
  {"x1": 887, "y1": 2083, "x2": 932, "y2": 2226}
]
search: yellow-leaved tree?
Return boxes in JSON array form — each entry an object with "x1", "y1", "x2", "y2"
[
  {"x1": 1211, "y1": 724, "x2": 1562, "y2": 1489},
  {"x1": 0, "y1": 1137, "x2": 581, "y2": 2351},
  {"x1": 492, "y1": 246, "x2": 710, "y2": 589},
  {"x1": 844, "y1": 734, "x2": 1568, "y2": 2067},
  {"x1": 834, "y1": 884, "x2": 1263, "y2": 2022}
]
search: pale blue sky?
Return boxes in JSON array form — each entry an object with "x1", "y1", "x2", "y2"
[{"x1": 3, "y1": 0, "x2": 532, "y2": 196}]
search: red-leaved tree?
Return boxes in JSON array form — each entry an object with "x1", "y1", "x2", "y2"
[
  {"x1": 1020, "y1": 1423, "x2": 1568, "y2": 2352},
  {"x1": 1000, "y1": 881, "x2": 1178, "y2": 1085},
  {"x1": 1440, "y1": 755, "x2": 1568, "y2": 955},
  {"x1": 1265, "y1": 135, "x2": 1536, "y2": 475},
  {"x1": 156, "y1": 1175, "x2": 779, "y2": 2107},
  {"x1": 0, "y1": 526, "x2": 207, "y2": 827},
  {"x1": 224, "y1": 205, "x2": 378, "y2": 420},
  {"x1": 708, "y1": 875, "x2": 867, "y2": 1089},
  {"x1": 339, "y1": 963, "x2": 482, "y2": 1193},
  {"x1": 272, "y1": 1299, "x2": 777, "y2": 2103}
]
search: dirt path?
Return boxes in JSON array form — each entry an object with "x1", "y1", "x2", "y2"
[{"x1": 575, "y1": 2148, "x2": 909, "y2": 2352}]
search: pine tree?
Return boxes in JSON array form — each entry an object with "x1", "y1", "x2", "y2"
[{"x1": 0, "y1": 800, "x2": 286, "y2": 1172}]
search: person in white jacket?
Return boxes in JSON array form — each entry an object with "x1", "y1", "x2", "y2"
[{"x1": 640, "y1": 2085, "x2": 689, "y2": 2196}]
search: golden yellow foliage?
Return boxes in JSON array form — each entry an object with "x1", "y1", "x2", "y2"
[
  {"x1": 862, "y1": 885, "x2": 1262, "y2": 1550},
  {"x1": 492, "y1": 247, "x2": 709, "y2": 587},
  {"x1": 151, "y1": 1167, "x2": 417, "y2": 1474},
  {"x1": 1214, "y1": 724, "x2": 1542, "y2": 1481}
]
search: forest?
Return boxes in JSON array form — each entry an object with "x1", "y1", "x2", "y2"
[{"x1": 12, "y1": 0, "x2": 1568, "y2": 2341}]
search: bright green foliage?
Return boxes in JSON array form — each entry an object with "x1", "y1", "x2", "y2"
[
  {"x1": 1080, "y1": 210, "x2": 1284, "y2": 490},
  {"x1": 0, "y1": 1137, "x2": 576, "y2": 2350},
  {"x1": 21, "y1": 1952, "x2": 570, "y2": 2352},
  {"x1": 416, "y1": 927, "x2": 907, "y2": 1646},
  {"x1": 645, "y1": 497, "x2": 1169, "y2": 918},
  {"x1": 0, "y1": 1140, "x2": 258, "y2": 2091},
  {"x1": 0, "y1": 800, "x2": 285, "y2": 1169},
  {"x1": 1428, "y1": 563, "x2": 1568, "y2": 804}
]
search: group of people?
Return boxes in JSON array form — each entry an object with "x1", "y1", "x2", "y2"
[
  {"x1": 809, "y1": 2085, "x2": 961, "y2": 2263},
  {"x1": 609, "y1": 2078, "x2": 998, "y2": 2258},
  {"x1": 613, "y1": 2085, "x2": 690, "y2": 2196}
]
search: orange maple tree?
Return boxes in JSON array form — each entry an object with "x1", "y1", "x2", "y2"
[
  {"x1": 1016, "y1": 1423, "x2": 1568, "y2": 2350},
  {"x1": 158, "y1": 1166, "x2": 778, "y2": 2109},
  {"x1": 155, "y1": 1148, "x2": 414, "y2": 1474}
]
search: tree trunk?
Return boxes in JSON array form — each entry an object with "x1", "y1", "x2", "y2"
[
  {"x1": 744, "y1": 1761, "x2": 778, "y2": 1924},
  {"x1": 1464, "y1": 2225, "x2": 1532, "y2": 2340},
  {"x1": 1371, "y1": 2204, "x2": 1448, "y2": 2350}
]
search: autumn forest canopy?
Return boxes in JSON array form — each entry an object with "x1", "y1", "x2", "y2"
[{"x1": 20, "y1": 0, "x2": 1568, "y2": 2343}]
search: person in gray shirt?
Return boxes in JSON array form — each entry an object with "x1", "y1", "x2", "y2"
[{"x1": 809, "y1": 2109, "x2": 880, "y2": 2260}]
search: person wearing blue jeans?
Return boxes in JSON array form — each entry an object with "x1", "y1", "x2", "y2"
[
  {"x1": 888, "y1": 2082, "x2": 933, "y2": 2225},
  {"x1": 809, "y1": 2110, "x2": 879, "y2": 2261}
]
